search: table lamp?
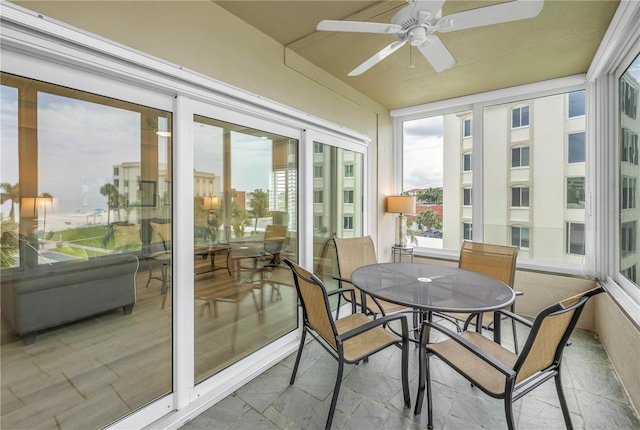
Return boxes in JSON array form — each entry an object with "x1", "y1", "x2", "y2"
[{"x1": 387, "y1": 195, "x2": 416, "y2": 247}]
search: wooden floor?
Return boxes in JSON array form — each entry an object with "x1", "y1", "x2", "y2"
[{"x1": 0, "y1": 253, "x2": 298, "y2": 430}]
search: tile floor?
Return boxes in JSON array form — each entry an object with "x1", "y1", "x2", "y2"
[{"x1": 180, "y1": 321, "x2": 640, "y2": 430}]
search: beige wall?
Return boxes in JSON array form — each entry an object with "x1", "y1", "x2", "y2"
[{"x1": 596, "y1": 295, "x2": 640, "y2": 414}]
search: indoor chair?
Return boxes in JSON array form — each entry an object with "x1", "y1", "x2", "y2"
[
  {"x1": 439, "y1": 240, "x2": 521, "y2": 351},
  {"x1": 415, "y1": 286, "x2": 605, "y2": 430},
  {"x1": 284, "y1": 258, "x2": 411, "y2": 430},
  {"x1": 333, "y1": 236, "x2": 407, "y2": 317}
]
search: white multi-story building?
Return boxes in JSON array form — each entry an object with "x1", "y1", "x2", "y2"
[
  {"x1": 443, "y1": 91, "x2": 588, "y2": 264},
  {"x1": 621, "y1": 73, "x2": 640, "y2": 282}
]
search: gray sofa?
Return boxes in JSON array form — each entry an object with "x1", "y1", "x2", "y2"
[{"x1": 1, "y1": 253, "x2": 139, "y2": 345}]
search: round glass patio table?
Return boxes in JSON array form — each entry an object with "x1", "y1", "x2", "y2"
[{"x1": 351, "y1": 262, "x2": 515, "y2": 314}]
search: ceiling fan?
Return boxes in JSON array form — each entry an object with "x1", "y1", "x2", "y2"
[{"x1": 316, "y1": 0, "x2": 544, "y2": 76}]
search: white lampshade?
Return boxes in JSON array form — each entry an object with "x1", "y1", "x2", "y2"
[{"x1": 387, "y1": 196, "x2": 416, "y2": 214}]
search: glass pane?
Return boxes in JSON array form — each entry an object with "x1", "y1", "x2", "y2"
[
  {"x1": 619, "y1": 53, "x2": 640, "y2": 286},
  {"x1": 311, "y1": 142, "x2": 363, "y2": 291},
  {"x1": 403, "y1": 113, "x2": 468, "y2": 250},
  {"x1": 193, "y1": 115, "x2": 298, "y2": 382},
  {"x1": 569, "y1": 90, "x2": 586, "y2": 117},
  {"x1": 567, "y1": 177, "x2": 585, "y2": 209},
  {"x1": 0, "y1": 73, "x2": 172, "y2": 429},
  {"x1": 484, "y1": 91, "x2": 586, "y2": 264},
  {"x1": 568, "y1": 132, "x2": 586, "y2": 163}
]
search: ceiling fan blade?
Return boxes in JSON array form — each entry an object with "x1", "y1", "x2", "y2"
[
  {"x1": 417, "y1": 35, "x2": 456, "y2": 72},
  {"x1": 438, "y1": 0, "x2": 543, "y2": 33},
  {"x1": 348, "y1": 39, "x2": 407, "y2": 76},
  {"x1": 317, "y1": 20, "x2": 403, "y2": 34}
]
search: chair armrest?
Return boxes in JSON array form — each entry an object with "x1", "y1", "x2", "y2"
[
  {"x1": 423, "y1": 320, "x2": 516, "y2": 378},
  {"x1": 339, "y1": 313, "x2": 408, "y2": 342},
  {"x1": 327, "y1": 287, "x2": 356, "y2": 302},
  {"x1": 494, "y1": 308, "x2": 533, "y2": 328}
]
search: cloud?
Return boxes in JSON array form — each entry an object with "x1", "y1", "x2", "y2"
[{"x1": 403, "y1": 116, "x2": 444, "y2": 190}]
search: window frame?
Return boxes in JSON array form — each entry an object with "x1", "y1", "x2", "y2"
[
  {"x1": 511, "y1": 145, "x2": 530, "y2": 168},
  {"x1": 511, "y1": 105, "x2": 530, "y2": 128},
  {"x1": 511, "y1": 186, "x2": 530, "y2": 208},
  {"x1": 462, "y1": 152, "x2": 473, "y2": 172}
]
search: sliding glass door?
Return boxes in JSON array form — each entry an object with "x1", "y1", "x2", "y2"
[{"x1": 192, "y1": 115, "x2": 299, "y2": 383}]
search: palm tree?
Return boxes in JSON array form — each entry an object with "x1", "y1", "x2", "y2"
[
  {"x1": 0, "y1": 213, "x2": 18, "y2": 268},
  {"x1": 0, "y1": 182, "x2": 19, "y2": 221},
  {"x1": 249, "y1": 188, "x2": 269, "y2": 233},
  {"x1": 417, "y1": 209, "x2": 442, "y2": 232},
  {"x1": 100, "y1": 183, "x2": 118, "y2": 225}
]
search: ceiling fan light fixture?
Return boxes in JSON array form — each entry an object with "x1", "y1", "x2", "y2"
[{"x1": 408, "y1": 27, "x2": 427, "y2": 46}]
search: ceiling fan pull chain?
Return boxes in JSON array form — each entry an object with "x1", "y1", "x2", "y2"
[{"x1": 409, "y1": 46, "x2": 415, "y2": 70}]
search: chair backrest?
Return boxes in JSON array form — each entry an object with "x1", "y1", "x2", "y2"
[
  {"x1": 284, "y1": 258, "x2": 338, "y2": 349},
  {"x1": 458, "y1": 241, "x2": 519, "y2": 287},
  {"x1": 334, "y1": 236, "x2": 377, "y2": 280},
  {"x1": 514, "y1": 286, "x2": 604, "y2": 383},
  {"x1": 265, "y1": 224, "x2": 287, "y2": 241}
]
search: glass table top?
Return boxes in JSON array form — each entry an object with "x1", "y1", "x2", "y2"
[{"x1": 351, "y1": 262, "x2": 515, "y2": 313}]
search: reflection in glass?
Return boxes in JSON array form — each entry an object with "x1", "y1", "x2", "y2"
[
  {"x1": 193, "y1": 115, "x2": 298, "y2": 383},
  {"x1": 0, "y1": 73, "x2": 172, "y2": 429},
  {"x1": 619, "y1": 52, "x2": 640, "y2": 285},
  {"x1": 310, "y1": 142, "x2": 364, "y2": 291}
]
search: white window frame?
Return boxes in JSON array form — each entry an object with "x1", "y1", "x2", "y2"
[
  {"x1": 567, "y1": 131, "x2": 586, "y2": 164},
  {"x1": 511, "y1": 105, "x2": 530, "y2": 128},
  {"x1": 463, "y1": 152, "x2": 473, "y2": 172},
  {"x1": 511, "y1": 145, "x2": 530, "y2": 168},
  {"x1": 463, "y1": 117, "x2": 472, "y2": 137}
]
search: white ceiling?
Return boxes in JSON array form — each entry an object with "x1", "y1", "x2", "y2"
[{"x1": 214, "y1": 0, "x2": 619, "y2": 110}]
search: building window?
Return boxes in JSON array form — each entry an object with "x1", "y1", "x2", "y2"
[
  {"x1": 511, "y1": 187, "x2": 530, "y2": 207},
  {"x1": 463, "y1": 188, "x2": 472, "y2": 206},
  {"x1": 511, "y1": 226, "x2": 530, "y2": 248},
  {"x1": 463, "y1": 118, "x2": 472, "y2": 137},
  {"x1": 314, "y1": 165, "x2": 323, "y2": 178},
  {"x1": 463, "y1": 222, "x2": 473, "y2": 240},
  {"x1": 568, "y1": 132, "x2": 586, "y2": 163},
  {"x1": 344, "y1": 190, "x2": 354, "y2": 204},
  {"x1": 511, "y1": 146, "x2": 530, "y2": 168},
  {"x1": 313, "y1": 190, "x2": 323, "y2": 203},
  {"x1": 566, "y1": 222, "x2": 585, "y2": 255},
  {"x1": 622, "y1": 265, "x2": 637, "y2": 284},
  {"x1": 113, "y1": 166, "x2": 119, "y2": 175},
  {"x1": 343, "y1": 216, "x2": 353, "y2": 230},
  {"x1": 622, "y1": 128, "x2": 639, "y2": 165},
  {"x1": 463, "y1": 152, "x2": 472, "y2": 171},
  {"x1": 621, "y1": 77, "x2": 638, "y2": 120},
  {"x1": 622, "y1": 176, "x2": 637, "y2": 209},
  {"x1": 567, "y1": 177, "x2": 585, "y2": 209},
  {"x1": 621, "y1": 221, "x2": 637, "y2": 257},
  {"x1": 568, "y1": 90, "x2": 586, "y2": 118},
  {"x1": 344, "y1": 164, "x2": 354, "y2": 177},
  {"x1": 512, "y1": 105, "x2": 529, "y2": 128},
  {"x1": 314, "y1": 142, "x2": 324, "y2": 153},
  {"x1": 314, "y1": 215, "x2": 323, "y2": 229}
]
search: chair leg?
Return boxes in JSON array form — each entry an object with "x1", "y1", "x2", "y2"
[
  {"x1": 400, "y1": 319, "x2": 411, "y2": 408},
  {"x1": 504, "y1": 393, "x2": 515, "y2": 430},
  {"x1": 414, "y1": 340, "x2": 427, "y2": 416},
  {"x1": 325, "y1": 360, "x2": 344, "y2": 430},
  {"x1": 555, "y1": 370, "x2": 574, "y2": 430},
  {"x1": 290, "y1": 327, "x2": 307, "y2": 385},
  {"x1": 511, "y1": 317, "x2": 519, "y2": 354},
  {"x1": 426, "y1": 354, "x2": 433, "y2": 429}
]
